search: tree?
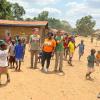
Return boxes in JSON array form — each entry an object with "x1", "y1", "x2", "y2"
[
  {"x1": 48, "y1": 18, "x2": 72, "y2": 32},
  {"x1": 0, "y1": 0, "x2": 25, "y2": 20},
  {"x1": 33, "y1": 11, "x2": 72, "y2": 32},
  {"x1": 12, "y1": 3, "x2": 25, "y2": 20},
  {"x1": 25, "y1": 18, "x2": 33, "y2": 21},
  {"x1": 33, "y1": 11, "x2": 48, "y2": 21},
  {"x1": 76, "y1": 15, "x2": 96, "y2": 36},
  {"x1": 0, "y1": 0, "x2": 13, "y2": 19},
  {"x1": 60, "y1": 20, "x2": 72, "y2": 32}
]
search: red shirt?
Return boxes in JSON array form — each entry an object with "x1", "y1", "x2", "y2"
[{"x1": 64, "y1": 37, "x2": 69, "y2": 48}]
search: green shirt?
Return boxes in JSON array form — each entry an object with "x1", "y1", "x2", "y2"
[
  {"x1": 55, "y1": 36, "x2": 64, "y2": 52},
  {"x1": 29, "y1": 34, "x2": 40, "y2": 50},
  {"x1": 87, "y1": 54, "x2": 96, "y2": 67}
]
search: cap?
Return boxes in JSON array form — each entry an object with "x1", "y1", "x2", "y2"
[{"x1": 0, "y1": 40, "x2": 6, "y2": 46}]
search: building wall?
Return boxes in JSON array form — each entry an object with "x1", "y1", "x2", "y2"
[{"x1": 0, "y1": 26, "x2": 46, "y2": 42}]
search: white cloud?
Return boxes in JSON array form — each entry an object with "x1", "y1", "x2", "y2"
[
  {"x1": 7, "y1": 0, "x2": 100, "y2": 28},
  {"x1": 7, "y1": 0, "x2": 59, "y2": 6},
  {"x1": 86, "y1": 0, "x2": 100, "y2": 9},
  {"x1": 27, "y1": 7, "x2": 61, "y2": 14},
  {"x1": 32, "y1": 0, "x2": 58, "y2": 5},
  {"x1": 65, "y1": 1, "x2": 100, "y2": 28},
  {"x1": 25, "y1": 7, "x2": 61, "y2": 18},
  {"x1": 7, "y1": 0, "x2": 29, "y2": 8}
]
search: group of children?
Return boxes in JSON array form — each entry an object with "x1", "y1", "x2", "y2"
[
  {"x1": 9, "y1": 38, "x2": 26, "y2": 71},
  {"x1": 0, "y1": 32, "x2": 100, "y2": 85},
  {"x1": 61, "y1": 33, "x2": 100, "y2": 81},
  {"x1": 0, "y1": 37, "x2": 26, "y2": 85},
  {"x1": 63, "y1": 34, "x2": 84, "y2": 66}
]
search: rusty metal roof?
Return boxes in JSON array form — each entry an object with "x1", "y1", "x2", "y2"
[{"x1": 0, "y1": 20, "x2": 48, "y2": 27}]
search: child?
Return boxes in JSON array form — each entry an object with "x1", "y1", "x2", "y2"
[
  {"x1": 8, "y1": 40, "x2": 15, "y2": 68},
  {"x1": 77, "y1": 40, "x2": 85, "y2": 60},
  {"x1": 86, "y1": 49, "x2": 96, "y2": 80},
  {"x1": 68, "y1": 37, "x2": 75, "y2": 66},
  {"x1": 0, "y1": 40, "x2": 10, "y2": 85},
  {"x1": 96, "y1": 51, "x2": 100, "y2": 66},
  {"x1": 38, "y1": 51, "x2": 43, "y2": 63},
  {"x1": 63, "y1": 34, "x2": 69, "y2": 60},
  {"x1": 15, "y1": 39, "x2": 24, "y2": 71},
  {"x1": 21, "y1": 38, "x2": 26, "y2": 61}
]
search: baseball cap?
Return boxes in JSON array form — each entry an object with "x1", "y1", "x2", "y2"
[{"x1": 0, "y1": 40, "x2": 7, "y2": 46}]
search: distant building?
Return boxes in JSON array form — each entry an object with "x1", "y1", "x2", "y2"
[{"x1": 0, "y1": 20, "x2": 48, "y2": 42}]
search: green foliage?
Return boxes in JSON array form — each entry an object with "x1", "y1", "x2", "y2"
[
  {"x1": 33, "y1": 11, "x2": 72, "y2": 32},
  {"x1": 76, "y1": 15, "x2": 96, "y2": 36},
  {"x1": 12, "y1": 3, "x2": 25, "y2": 20},
  {"x1": 0, "y1": 0, "x2": 13, "y2": 19},
  {"x1": 48, "y1": 18, "x2": 72, "y2": 32},
  {"x1": 25, "y1": 18, "x2": 33, "y2": 21},
  {"x1": 0, "y1": 0, "x2": 25, "y2": 20},
  {"x1": 33, "y1": 11, "x2": 48, "y2": 21}
]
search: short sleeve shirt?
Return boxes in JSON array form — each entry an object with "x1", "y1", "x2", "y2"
[
  {"x1": 68, "y1": 41, "x2": 75, "y2": 53},
  {"x1": 15, "y1": 44, "x2": 24, "y2": 59},
  {"x1": 43, "y1": 38, "x2": 56, "y2": 52},
  {"x1": 78, "y1": 44, "x2": 84, "y2": 52},
  {"x1": 55, "y1": 36, "x2": 64, "y2": 52},
  {"x1": 29, "y1": 34, "x2": 40, "y2": 50},
  {"x1": 87, "y1": 54, "x2": 96, "y2": 67},
  {"x1": 9, "y1": 44, "x2": 15, "y2": 56},
  {"x1": 0, "y1": 50, "x2": 8, "y2": 67}
]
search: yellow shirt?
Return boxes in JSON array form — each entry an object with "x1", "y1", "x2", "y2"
[{"x1": 68, "y1": 41, "x2": 75, "y2": 53}]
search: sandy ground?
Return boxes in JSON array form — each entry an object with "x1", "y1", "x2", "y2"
[{"x1": 0, "y1": 37, "x2": 100, "y2": 100}]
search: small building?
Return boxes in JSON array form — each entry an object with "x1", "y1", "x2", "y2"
[{"x1": 0, "y1": 20, "x2": 48, "y2": 42}]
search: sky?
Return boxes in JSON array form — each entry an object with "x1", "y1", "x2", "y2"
[{"x1": 7, "y1": 0, "x2": 100, "y2": 29}]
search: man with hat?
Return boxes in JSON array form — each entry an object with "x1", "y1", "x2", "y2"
[{"x1": 29, "y1": 28, "x2": 41, "y2": 69}]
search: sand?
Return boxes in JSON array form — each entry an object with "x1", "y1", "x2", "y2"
[{"x1": 0, "y1": 36, "x2": 100, "y2": 100}]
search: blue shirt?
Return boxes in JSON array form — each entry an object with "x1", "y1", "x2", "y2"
[
  {"x1": 78, "y1": 44, "x2": 84, "y2": 52},
  {"x1": 15, "y1": 44, "x2": 24, "y2": 59}
]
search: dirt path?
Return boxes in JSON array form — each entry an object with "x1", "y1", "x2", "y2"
[{"x1": 0, "y1": 37, "x2": 100, "y2": 100}]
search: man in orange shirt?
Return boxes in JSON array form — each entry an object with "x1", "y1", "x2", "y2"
[{"x1": 41, "y1": 32, "x2": 56, "y2": 72}]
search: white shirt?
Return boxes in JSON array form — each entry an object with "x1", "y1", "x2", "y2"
[
  {"x1": 0, "y1": 50, "x2": 8, "y2": 67},
  {"x1": 9, "y1": 44, "x2": 15, "y2": 56}
]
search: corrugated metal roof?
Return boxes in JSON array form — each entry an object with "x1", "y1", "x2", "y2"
[{"x1": 0, "y1": 20, "x2": 48, "y2": 27}]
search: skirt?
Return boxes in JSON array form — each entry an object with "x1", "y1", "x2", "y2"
[
  {"x1": 0, "y1": 67, "x2": 8, "y2": 74},
  {"x1": 88, "y1": 62, "x2": 94, "y2": 68}
]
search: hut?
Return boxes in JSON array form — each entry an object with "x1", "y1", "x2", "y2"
[{"x1": 0, "y1": 20, "x2": 48, "y2": 42}]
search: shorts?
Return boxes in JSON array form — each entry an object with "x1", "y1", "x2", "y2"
[
  {"x1": 88, "y1": 63, "x2": 94, "y2": 68},
  {"x1": 15, "y1": 58, "x2": 22, "y2": 62},
  {"x1": 9, "y1": 56, "x2": 15, "y2": 63},
  {"x1": 79, "y1": 51, "x2": 84, "y2": 56},
  {"x1": 0, "y1": 67, "x2": 8, "y2": 74}
]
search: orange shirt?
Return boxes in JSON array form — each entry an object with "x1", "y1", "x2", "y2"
[
  {"x1": 42, "y1": 38, "x2": 56, "y2": 52},
  {"x1": 96, "y1": 54, "x2": 100, "y2": 60}
]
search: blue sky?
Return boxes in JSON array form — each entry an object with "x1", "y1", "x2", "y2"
[{"x1": 8, "y1": 0, "x2": 100, "y2": 29}]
